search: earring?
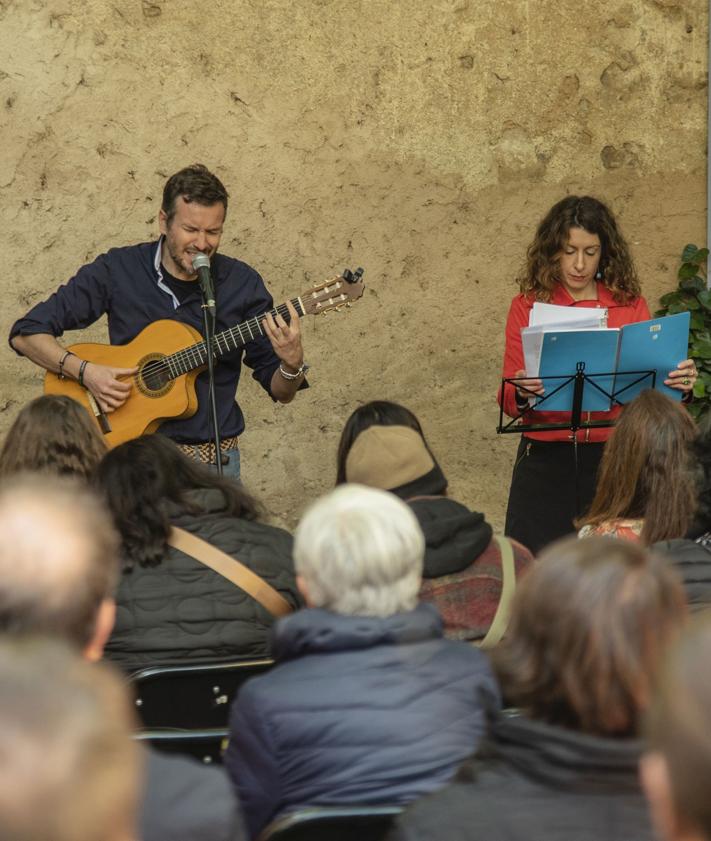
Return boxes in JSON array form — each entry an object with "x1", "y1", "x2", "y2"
[{"x1": 595, "y1": 268, "x2": 603, "y2": 280}]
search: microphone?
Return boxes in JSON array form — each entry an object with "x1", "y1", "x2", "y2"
[{"x1": 191, "y1": 253, "x2": 216, "y2": 317}]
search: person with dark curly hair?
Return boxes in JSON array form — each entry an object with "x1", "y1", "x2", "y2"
[
  {"x1": 499, "y1": 196, "x2": 697, "y2": 554},
  {"x1": 95, "y1": 434, "x2": 302, "y2": 672},
  {"x1": 0, "y1": 394, "x2": 107, "y2": 480}
]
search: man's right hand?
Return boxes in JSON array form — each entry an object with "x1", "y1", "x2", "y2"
[{"x1": 81, "y1": 363, "x2": 137, "y2": 413}]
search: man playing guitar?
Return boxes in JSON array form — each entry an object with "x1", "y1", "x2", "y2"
[{"x1": 9, "y1": 164, "x2": 308, "y2": 478}]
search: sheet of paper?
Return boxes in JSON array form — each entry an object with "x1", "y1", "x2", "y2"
[
  {"x1": 521, "y1": 327, "x2": 545, "y2": 377},
  {"x1": 530, "y1": 302, "x2": 607, "y2": 329}
]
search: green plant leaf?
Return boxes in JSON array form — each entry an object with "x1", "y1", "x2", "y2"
[
  {"x1": 659, "y1": 291, "x2": 684, "y2": 308},
  {"x1": 696, "y1": 248, "x2": 709, "y2": 264},
  {"x1": 698, "y1": 290, "x2": 711, "y2": 310},
  {"x1": 667, "y1": 301, "x2": 692, "y2": 315},
  {"x1": 682, "y1": 244, "x2": 700, "y2": 262},
  {"x1": 679, "y1": 263, "x2": 700, "y2": 280},
  {"x1": 680, "y1": 276, "x2": 706, "y2": 293},
  {"x1": 691, "y1": 339, "x2": 711, "y2": 359},
  {"x1": 691, "y1": 312, "x2": 706, "y2": 330},
  {"x1": 694, "y1": 381, "x2": 706, "y2": 398}
]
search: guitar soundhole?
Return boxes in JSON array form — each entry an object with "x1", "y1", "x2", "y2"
[{"x1": 137, "y1": 355, "x2": 174, "y2": 398}]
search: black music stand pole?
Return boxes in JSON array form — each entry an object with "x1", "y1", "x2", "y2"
[
  {"x1": 570, "y1": 362, "x2": 587, "y2": 516},
  {"x1": 201, "y1": 300, "x2": 223, "y2": 477}
]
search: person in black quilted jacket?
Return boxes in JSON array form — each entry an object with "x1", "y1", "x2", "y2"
[
  {"x1": 224, "y1": 484, "x2": 500, "y2": 839},
  {"x1": 96, "y1": 434, "x2": 302, "y2": 672}
]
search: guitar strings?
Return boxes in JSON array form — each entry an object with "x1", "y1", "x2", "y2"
[{"x1": 132, "y1": 299, "x2": 300, "y2": 387}]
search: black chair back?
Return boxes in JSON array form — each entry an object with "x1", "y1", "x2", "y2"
[
  {"x1": 130, "y1": 658, "x2": 274, "y2": 729},
  {"x1": 257, "y1": 805, "x2": 403, "y2": 841},
  {"x1": 130, "y1": 658, "x2": 273, "y2": 763}
]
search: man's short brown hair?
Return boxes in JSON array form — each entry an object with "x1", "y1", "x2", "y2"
[
  {"x1": 161, "y1": 163, "x2": 229, "y2": 222},
  {"x1": 0, "y1": 475, "x2": 120, "y2": 648}
]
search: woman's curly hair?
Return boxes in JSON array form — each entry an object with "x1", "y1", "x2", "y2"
[{"x1": 517, "y1": 195, "x2": 641, "y2": 303}]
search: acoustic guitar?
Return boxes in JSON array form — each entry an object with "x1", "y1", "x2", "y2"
[{"x1": 44, "y1": 268, "x2": 365, "y2": 447}]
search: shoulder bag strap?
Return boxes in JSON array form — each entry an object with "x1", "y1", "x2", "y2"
[
  {"x1": 167, "y1": 527, "x2": 293, "y2": 618},
  {"x1": 478, "y1": 535, "x2": 516, "y2": 650}
]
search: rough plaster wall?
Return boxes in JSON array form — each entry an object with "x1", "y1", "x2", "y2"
[{"x1": 0, "y1": 0, "x2": 707, "y2": 530}]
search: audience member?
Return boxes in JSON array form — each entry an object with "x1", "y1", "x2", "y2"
[
  {"x1": 0, "y1": 475, "x2": 246, "y2": 841},
  {"x1": 0, "y1": 393, "x2": 106, "y2": 480},
  {"x1": 654, "y1": 411, "x2": 711, "y2": 611},
  {"x1": 642, "y1": 615, "x2": 711, "y2": 841},
  {"x1": 0, "y1": 636, "x2": 140, "y2": 841},
  {"x1": 337, "y1": 400, "x2": 533, "y2": 642},
  {"x1": 226, "y1": 484, "x2": 500, "y2": 839},
  {"x1": 577, "y1": 390, "x2": 697, "y2": 543},
  {"x1": 96, "y1": 434, "x2": 301, "y2": 672},
  {"x1": 390, "y1": 536, "x2": 686, "y2": 841}
]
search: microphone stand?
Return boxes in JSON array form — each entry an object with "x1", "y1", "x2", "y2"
[{"x1": 201, "y1": 292, "x2": 223, "y2": 477}]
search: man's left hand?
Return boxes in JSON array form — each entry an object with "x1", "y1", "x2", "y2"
[{"x1": 262, "y1": 299, "x2": 304, "y2": 370}]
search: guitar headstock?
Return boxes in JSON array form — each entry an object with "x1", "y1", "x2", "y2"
[{"x1": 299, "y1": 267, "x2": 365, "y2": 316}]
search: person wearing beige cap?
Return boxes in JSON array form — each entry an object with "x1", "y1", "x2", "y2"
[{"x1": 337, "y1": 401, "x2": 533, "y2": 644}]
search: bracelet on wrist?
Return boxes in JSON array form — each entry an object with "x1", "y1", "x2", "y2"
[
  {"x1": 279, "y1": 361, "x2": 310, "y2": 381},
  {"x1": 58, "y1": 350, "x2": 75, "y2": 381},
  {"x1": 78, "y1": 359, "x2": 89, "y2": 387}
]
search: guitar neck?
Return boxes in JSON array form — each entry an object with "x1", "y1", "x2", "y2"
[{"x1": 166, "y1": 297, "x2": 305, "y2": 378}]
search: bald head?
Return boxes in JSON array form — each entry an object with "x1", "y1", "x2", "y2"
[{"x1": 0, "y1": 475, "x2": 120, "y2": 650}]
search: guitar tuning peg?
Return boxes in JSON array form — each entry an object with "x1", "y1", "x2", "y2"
[{"x1": 346, "y1": 302, "x2": 352, "y2": 308}]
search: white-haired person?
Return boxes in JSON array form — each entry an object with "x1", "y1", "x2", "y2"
[
  {"x1": 642, "y1": 615, "x2": 711, "y2": 841},
  {"x1": 225, "y1": 484, "x2": 500, "y2": 839}
]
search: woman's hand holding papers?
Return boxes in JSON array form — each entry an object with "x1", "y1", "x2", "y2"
[
  {"x1": 665, "y1": 359, "x2": 697, "y2": 395},
  {"x1": 514, "y1": 369, "x2": 545, "y2": 406}
]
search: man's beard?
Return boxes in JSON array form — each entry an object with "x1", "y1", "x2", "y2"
[{"x1": 165, "y1": 239, "x2": 198, "y2": 278}]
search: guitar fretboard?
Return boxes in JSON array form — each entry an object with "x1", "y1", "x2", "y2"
[{"x1": 163, "y1": 298, "x2": 304, "y2": 380}]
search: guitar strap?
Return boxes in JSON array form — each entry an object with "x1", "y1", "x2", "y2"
[
  {"x1": 477, "y1": 535, "x2": 516, "y2": 650},
  {"x1": 167, "y1": 527, "x2": 293, "y2": 618}
]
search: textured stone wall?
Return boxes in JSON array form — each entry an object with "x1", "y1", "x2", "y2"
[{"x1": 0, "y1": 0, "x2": 707, "y2": 529}]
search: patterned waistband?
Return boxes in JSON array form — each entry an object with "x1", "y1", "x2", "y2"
[{"x1": 177, "y1": 435, "x2": 240, "y2": 465}]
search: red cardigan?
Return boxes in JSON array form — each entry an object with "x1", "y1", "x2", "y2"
[{"x1": 498, "y1": 283, "x2": 650, "y2": 443}]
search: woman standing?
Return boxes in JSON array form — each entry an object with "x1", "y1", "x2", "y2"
[{"x1": 499, "y1": 196, "x2": 696, "y2": 554}]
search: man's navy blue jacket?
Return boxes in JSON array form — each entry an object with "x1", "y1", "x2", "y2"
[{"x1": 9, "y1": 239, "x2": 283, "y2": 442}]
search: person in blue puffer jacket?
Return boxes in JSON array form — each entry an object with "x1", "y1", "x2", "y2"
[{"x1": 225, "y1": 484, "x2": 501, "y2": 839}]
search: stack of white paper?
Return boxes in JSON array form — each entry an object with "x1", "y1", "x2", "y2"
[
  {"x1": 523, "y1": 303, "x2": 608, "y2": 375},
  {"x1": 530, "y1": 302, "x2": 608, "y2": 328}
]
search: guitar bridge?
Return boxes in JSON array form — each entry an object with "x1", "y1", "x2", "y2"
[{"x1": 86, "y1": 392, "x2": 112, "y2": 435}]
